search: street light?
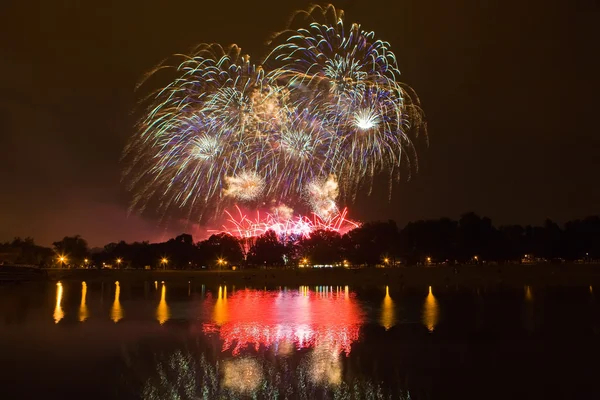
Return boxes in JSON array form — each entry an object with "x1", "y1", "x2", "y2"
[
  {"x1": 160, "y1": 257, "x2": 168, "y2": 270},
  {"x1": 384, "y1": 257, "x2": 389, "y2": 265},
  {"x1": 116, "y1": 258, "x2": 122, "y2": 268},
  {"x1": 58, "y1": 255, "x2": 67, "y2": 268}
]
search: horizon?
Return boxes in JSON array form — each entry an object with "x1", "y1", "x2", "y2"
[{"x1": 4, "y1": 211, "x2": 599, "y2": 248}]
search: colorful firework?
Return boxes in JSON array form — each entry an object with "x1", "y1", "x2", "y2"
[
  {"x1": 125, "y1": 4, "x2": 426, "y2": 226},
  {"x1": 219, "y1": 205, "x2": 358, "y2": 241}
]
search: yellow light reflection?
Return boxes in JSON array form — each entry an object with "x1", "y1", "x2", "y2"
[
  {"x1": 156, "y1": 282, "x2": 170, "y2": 324},
  {"x1": 422, "y1": 286, "x2": 439, "y2": 332},
  {"x1": 380, "y1": 286, "x2": 395, "y2": 330},
  {"x1": 111, "y1": 281, "x2": 123, "y2": 322},
  {"x1": 213, "y1": 286, "x2": 229, "y2": 326},
  {"x1": 525, "y1": 285, "x2": 533, "y2": 302},
  {"x1": 523, "y1": 285, "x2": 535, "y2": 332},
  {"x1": 54, "y1": 282, "x2": 64, "y2": 324},
  {"x1": 222, "y1": 358, "x2": 262, "y2": 393},
  {"x1": 299, "y1": 285, "x2": 310, "y2": 296},
  {"x1": 79, "y1": 281, "x2": 89, "y2": 322}
]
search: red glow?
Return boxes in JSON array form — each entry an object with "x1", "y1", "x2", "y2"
[
  {"x1": 217, "y1": 205, "x2": 359, "y2": 241},
  {"x1": 202, "y1": 287, "x2": 363, "y2": 355}
]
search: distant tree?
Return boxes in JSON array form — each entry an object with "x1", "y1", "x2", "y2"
[
  {"x1": 346, "y1": 221, "x2": 399, "y2": 266},
  {"x1": 197, "y1": 233, "x2": 243, "y2": 267},
  {"x1": 298, "y1": 230, "x2": 342, "y2": 265},
  {"x1": 457, "y1": 212, "x2": 497, "y2": 262},
  {"x1": 0, "y1": 237, "x2": 53, "y2": 266},
  {"x1": 399, "y1": 218, "x2": 458, "y2": 263},
  {"x1": 249, "y1": 230, "x2": 286, "y2": 267},
  {"x1": 52, "y1": 235, "x2": 89, "y2": 266}
]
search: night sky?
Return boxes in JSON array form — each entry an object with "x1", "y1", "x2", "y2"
[{"x1": 1, "y1": 0, "x2": 598, "y2": 246}]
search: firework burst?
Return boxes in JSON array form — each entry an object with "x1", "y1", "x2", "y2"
[{"x1": 125, "y1": 4, "x2": 426, "y2": 230}]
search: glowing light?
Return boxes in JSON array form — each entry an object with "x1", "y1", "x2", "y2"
[
  {"x1": 191, "y1": 134, "x2": 221, "y2": 160},
  {"x1": 380, "y1": 286, "x2": 395, "y2": 330},
  {"x1": 111, "y1": 281, "x2": 123, "y2": 322},
  {"x1": 422, "y1": 286, "x2": 438, "y2": 332},
  {"x1": 79, "y1": 281, "x2": 89, "y2": 322},
  {"x1": 157, "y1": 282, "x2": 170, "y2": 324},
  {"x1": 224, "y1": 170, "x2": 265, "y2": 201},
  {"x1": 54, "y1": 282, "x2": 64, "y2": 324},
  {"x1": 306, "y1": 175, "x2": 339, "y2": 219},
  {"x1": 116, "y1": 258, "x2": 122, "y2": 265},
  {"x1": 160, "y1": 257, "x2": 168, "y2": 264},
  {"x1": 353, "y1": 108, "x2": 379, "y2": 130},
  {"x1": 222, "y1": 358, "x2": 263, "y2": 393}
]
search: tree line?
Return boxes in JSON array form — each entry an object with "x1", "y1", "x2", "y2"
[{"x1": 1, "y1": 212, "x2": 599, "y2": 269}]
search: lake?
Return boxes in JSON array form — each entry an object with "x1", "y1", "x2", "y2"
[{"x1": 0, "y1": 280, "x2": 599, "y2": 399}]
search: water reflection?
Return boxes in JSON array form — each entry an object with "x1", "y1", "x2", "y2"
[
  {"x1": 53, "y1": 282, "x2": 64, "y2": 324},
  {"x1": 222, "y1": 358, "x2": 262, "y2": 393},
  {"x1": 156, "y1": 282, "x2": 169, "y2": 324},
  {"x1": 307, "y1": 345, "x2": 342, "y2": 386},
  {"x1": 203, "y1": 287, "x2": 363, "y2": 355},
  {"x1": 380, "y1": 286, "x2": 395, "y2": 330},
  {"x1": 525, "y1": 285, "x2": 533, "y2": 302},
  {"x1": 523, "y1": 285, "x2": 534, "y2": 332},
  {"x1": 141, "y1": 350, "x2": 407, "y2": 400},
  {"x1": 422, "y1": 286, "x2": 439, "y2": 332},
  {"x1": 213, "y1": 285, "x2": 229, "y2": 326},
  {"x1": 79, "y1": 281, "x2": 89, "y2": 322},
  {"x1": 111, "y1": 281, "x2": 123, "y2": 323}
]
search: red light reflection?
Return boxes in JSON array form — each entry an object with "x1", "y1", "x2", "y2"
[{"x1": 202, "y1": 286, "x2": 363, "y2": 355}]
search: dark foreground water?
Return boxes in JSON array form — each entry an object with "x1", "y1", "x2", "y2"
[{"x1": 0, "y1": 281, "x2": 599, "y2": 399}]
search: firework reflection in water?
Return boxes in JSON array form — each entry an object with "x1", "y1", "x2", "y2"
[
  {"x1": 142, "y1": 351, "x2": 410, "y2": 400},
  {"x1": 202, "y1": 287, "x2": 363, "y2": 355}
]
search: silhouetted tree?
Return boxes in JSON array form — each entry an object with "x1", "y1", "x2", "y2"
[
  {"x1": 52, "y1": 235, "x2": 89, "y2": 266},
  {"x1": 299, "y1": 230, "x2": 342, "y2": 265},
  {"x1": 346, "y1": 221, "x2": 399, "y2": 266},
  {"x1": 249, "y1": 230, "x2": 286, "y2": 267},
  {"x1": 197, "y1": 233, "x2": 243, "y2": 267}
]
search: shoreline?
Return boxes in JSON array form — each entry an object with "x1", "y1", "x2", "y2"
[{"x1": 43, "y1": 264, "x2": 600, "y2": 288}]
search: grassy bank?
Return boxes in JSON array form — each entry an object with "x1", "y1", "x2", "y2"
[{"x1": 45, "y1": 264, "x2": 600, "y2": 288}]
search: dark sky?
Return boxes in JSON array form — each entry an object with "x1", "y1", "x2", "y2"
[{"x1": 1, "y1": 0, "x2": 598, "y2": 246}]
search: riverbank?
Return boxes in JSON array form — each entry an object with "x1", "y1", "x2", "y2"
[{"x1": 45, "y1": 264, "x2": 600, "y2": 288}]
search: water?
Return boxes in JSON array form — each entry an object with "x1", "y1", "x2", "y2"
[{"x1": 1, "y1": 280, "x2": 599, "y2": 399}]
